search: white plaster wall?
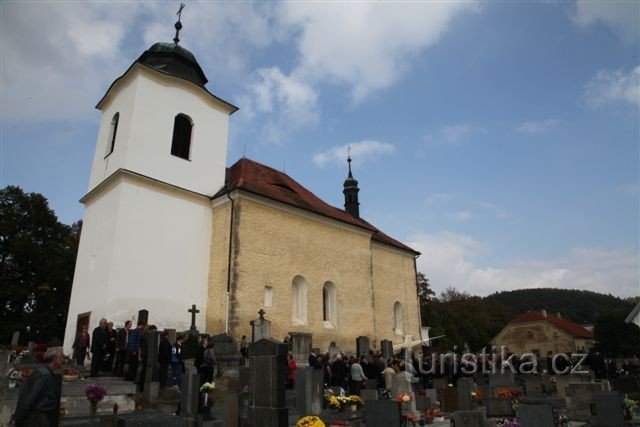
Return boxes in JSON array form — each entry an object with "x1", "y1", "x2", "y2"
[
  {"x1": 64, "y1": 177, "x2": 212, "y2": 353},
  {"x1": 90, "y1": 66, "x2": 231, "y2": 196}
]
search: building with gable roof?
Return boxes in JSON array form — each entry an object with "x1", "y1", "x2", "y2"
[
  {"x1": 491, "y1": 310, "x2": 595, "y2": 356},
  {"x1": 63, "y1": 19, "x2": 421, "y2": 354}
]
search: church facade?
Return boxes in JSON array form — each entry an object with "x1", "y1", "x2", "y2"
[{"x1": 63, "y1": 28, "x2": 421, "y2": 354}]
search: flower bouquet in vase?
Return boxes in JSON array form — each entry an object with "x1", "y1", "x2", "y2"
[
  {"x1": 84, "y1": 384, "x2": 107, "y2": 415},
  {"x1": 199, "y1": 382, "x2": 216, "y2": 407}
]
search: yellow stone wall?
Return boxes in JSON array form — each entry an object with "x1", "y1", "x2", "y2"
[{"x1": 206, "y1": 194, "x2": 420, "y2": 353}]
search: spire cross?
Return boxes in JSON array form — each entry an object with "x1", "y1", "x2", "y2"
[
  {"x1": 173, "y1": 3, "x2": 186, "y2": 44},
  {"x1": 347, "y1": 146, "x2": 353, "y2": 176}
]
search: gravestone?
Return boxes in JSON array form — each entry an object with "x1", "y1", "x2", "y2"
[
  {"x1": 288, "y1": 332, "x2": 312, "y2": 368},
  {"x1": 611, "y1": 376, "x2": 640, "y2": 395},
  {"x1": 392, "y1": 372, "x2": 417, "y2": 414},
  {"x1": 356, "y1": 336, "x2": 370, "y2": 357},
  {"x1": 250, "y1": 309, "x2": 271, "y2": 342},
  {"x1": 224, "y1": 391, "x2": 239, "y2": 427},
  {"x1": 489, "y1": 372, "x2": 515, "y2": 387},
  {"x1": 425, "y1": 388, "x2": 437, "y2": 405},
  {"x1": 248, "y1": 338, "x2": 288, "y2": 427},
  {"x1": 484, "y1": 397, "x2": 515, "y2": 417},
  {"x1": 433, "y1": 377, "x2": 447, "y2": 390},
  {"x1": 380, "y1": 340, "x2": 393, "y2": 360},
  {"x1": 365, "y1": 379, "x2": 378, "y2": 390},
  {"x1": 567, "y1": 383, "x2": 603, "y2": 421},
  {"x1": 522, "y1": 375, "x2": 545, "y2": 397},
  {"x1": 457, "y1": 377, "x2": 474, "y2": 410},
  {"x1": 11, "y1": 331, "x2": 20, "y2": 347},
  {"x1": 180, "y1": 367, "x2": 200, "y2": 421},
  {"x1": 415, "y1": 395, "x2": 431, "y2": 411},
  {"x1": 210, "y1": 333, "x2": 241, "y2": 385},
  {"x1": 518, "y1": 403, "x2": 554, "y2": 427},
  {"x1": 143, "y1": 330, "x2": 160, "y2": 402},
  {"x1": 364, "y1": 399, "x2": 401, "y2": 427},
  {"x1": 295, "y1": 367, "x2": 323, "y2": 415},
  {"x1": 592, "y1": 390, "x2": 625, "y2": 427},
  {"x1": 441, "y1": 386, "x2": 458, "y2": 412},
  {"x1": 452, "y1": 410, "x2": 487, "y2": 427},
  {"x1": 361, "y1": 389, "x2": 378, "y2": 401},
  {"x1": 138, "y1": 309, "x2": 149, "y2": 326}
]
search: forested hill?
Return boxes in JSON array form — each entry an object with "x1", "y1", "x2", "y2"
[{"x1": 483, "y1": 288, "x2": 634, "y2": 324}]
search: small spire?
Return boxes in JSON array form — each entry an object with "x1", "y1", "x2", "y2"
[
  {"x1": 347, "y1": 147, "x2": 353, "y2": 178},
  {"x1": 173, "y1": 3, "x2": 185, "y2": 44}
]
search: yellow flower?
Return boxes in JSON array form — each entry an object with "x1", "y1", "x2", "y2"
[{"x1": 296, "y1": 415, "x2": 326, "y2": 427}]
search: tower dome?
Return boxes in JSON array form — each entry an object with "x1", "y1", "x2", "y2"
[{"x1": 136, "y1": 42, "x2": 208, "y2": 87}]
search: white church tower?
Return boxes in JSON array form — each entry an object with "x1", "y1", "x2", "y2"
[{"x1": 63, "y1": 14, "x2": 237, "y2": 351}]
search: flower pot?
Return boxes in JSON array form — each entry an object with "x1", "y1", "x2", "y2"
[{"x1": 351, "y1": 404, "x2": 357, "y2": 411}]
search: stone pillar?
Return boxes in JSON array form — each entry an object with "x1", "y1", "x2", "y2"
[
  {"x1": 288, "y1": 332, "x2": 312, "y2": 368},
  {"x1": 180, "y1": 368, "x2": 200, "y2": 423},
  {"x1": 248, "y1": 338, "x2": 288, "y2": 427},
  {"x1": 143, "y1": 330, "x2": 160, "y2": 402},
  {"x1": 250, "y1": 313, "x2": 271, "y2": 343}
]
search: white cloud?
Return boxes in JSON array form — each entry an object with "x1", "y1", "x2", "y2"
[
  {"x1": 424, "y1": 124, "x2": 485, "y2": 146},
  {"x1": 447, "y1": 211, "x2": 473, "y2": 221},
  {"x1": 409, "y1": 231, "x2": 639, "y2": 298},
  {"x1": 313, "y1": 140, "x2": 394, "y2": 168},
  {"x1": 572, "y1": 0, "x2": 640, "y2": 43},
  {"x1": 583, "y1": 66, "x2": 640, "y2": 109},
  {"x1": 516, "y1": 119, "x2": 563, "y2": 134},
  {"x1": 279, "y1": 2, "x2": 475, "y2": 102}
]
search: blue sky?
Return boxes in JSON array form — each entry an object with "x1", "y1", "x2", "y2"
[{"x1": 1, "y1": 1, "x2": 638, "y2": 298}]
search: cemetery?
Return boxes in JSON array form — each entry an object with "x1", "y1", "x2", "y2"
[{"x1": 2, "y1": 307, "x2": 640, "y2": 426}]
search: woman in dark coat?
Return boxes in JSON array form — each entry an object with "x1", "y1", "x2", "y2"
[{"x1": 72, "y1": 325, "x2": 90, "y2": 366}]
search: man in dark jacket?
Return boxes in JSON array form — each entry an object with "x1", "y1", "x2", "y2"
[
  {"x1": 90, "y1": 318, "x2": 108, "y2": 377},
  {"x1": 114, "y1": 320, "x2": 131, "y2": 376},
  {"x1": 158, "y1": 331, "x2": 172, "y2": 389},
  {"x1": 13, "y1": 347, "x2": 65, "y2": 426}
]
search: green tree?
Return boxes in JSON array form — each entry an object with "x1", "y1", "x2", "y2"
[
  {"x1": 594, "y1": 308, "x2": 640, "y2": 357},
  {"x1": 417, "y1": 272, "x2": 435, "y2": 305},
  {"x1": 0, "y1": 186, "x2": 78, "y2": 344}
]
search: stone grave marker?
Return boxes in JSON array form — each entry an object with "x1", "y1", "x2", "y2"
[
  {"x1": 143, "y1": 330, "x2": 160, "y2": 402},
  {"x1": 365, "y1": 379, "x2": 378, "y2": 390},
  {"x1": 187, "y1": 304, "x2": 199, "y2": 332},
  {"x1": 180, "y1": 367, "x2": 200, "y2": 422},
  {"x1": 457, "y1": 377, "x2": 474, "y2": 410},
  {"x1": 441, "y1": 386, "x2": 458, "y2": 412},
  {"x1": 522, "y1": 375, "x2": 545, "y2": 397},
  {"x1": 380, "y1": 340, "x2": 393, "y2": 360},
  {"x1": 361, "y1": 389, "x2": 378, "y2": 401},
  {"x1": 392, "y1": 372, "x2": 418, "y2": 414},
  {"x1": 592, "y1": 390, "x2": 625, "y2": 427},
  {"x1": 364, "y1": 399, "x2": 401, "y2": 427},
  {"x1": 224, "y1": 391, "x2": 239, "y2": 427},
  {"x1": 415, "y1": 395, "x2": 431, "y2": 411},
  {"x1": 489, "y1": 372, "x2": 515, "y2": 387},
  {"x1": 288, "y1": 332, "x2": 312, "y2": 368},
  {"x1": 567, "y1": 382, "x2": 603, "y2": 421},
  {"x1": 138, "y1": 309, "x2": 149, "y2": 326},
  {"x1": 611, "y1": 376, "x2": 639, "y2": 395},
  {"x1": 356, "y1": 336, "x2": 370, "y2": 357},
  {"x1": 11, "y1": 331, "x2": 19, "y2": 347},
  {"x1": 432, "y1": 377, "x2": 447, "y2": 390},
  {"x1": 452, "y1": 410, "x2": 487, "y2": 427},
  {"x1": 210, "y1": 333, "x2": 241, "y2": 382},
  {"x1": 295, "y1": 367, "x2": 323, "y2": 416},
  {"x1": 518, "y1": 403, "x2": 554, "y2": 427},
  {"x1": 250, "y1": 309, "x2": 271, "y2": 342},
  {"x1": 484, "y1": 397, "x2": 515, "y2": 417},
  {"x1": 248, "y1": 338, "x2": 288, "y2": 427},
  {"x1": 425, "y1": 388, "x2": 437, "y2": 405}
]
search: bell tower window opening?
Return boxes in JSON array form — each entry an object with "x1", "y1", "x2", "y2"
[
  {"x1": 171, "y1": 113, "x2": 193, "y2": 160},
  {"x1": 106, "y1": 112, "x2": 119, "y2": 157}
]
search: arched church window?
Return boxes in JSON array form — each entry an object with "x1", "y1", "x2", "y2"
[
  {"x1": 106, "y1": 112, "x2": 119, "y2": 156},
  {"x1": 264, "y1": 285, "x2": 273, "y2": 307},
  {"x1": 292, "y1": 276, "x2": 308, "y2": 326},
  {"x1": 171, "y1": 113, "x2": 193, "y2": 160},
  {"x1": 322, "y1": 282, "x2": 337, "y2": 328},
  {"x1": 394, "y1": 301, "x2": 404, "y2": 335}
]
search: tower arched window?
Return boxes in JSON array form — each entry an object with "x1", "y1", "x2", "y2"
[
  {"x1": 106, "y1": 112, "x2": 119, "y2": 156},
  {"x1": 292, "y1": 276, "x2": 308, "y2": 326},
  {"x1": 171, "y1": 113, "x2": 193, "y2": 160},
  {"x1": 264, "y1": 285, "x2": 273, "y2": 307},
  {"x1": 322, "y1": 282, "x2": 337, "y2": 328},
  {"x1": 394, "y1": 301, "x2": 404, "y2": 336}
]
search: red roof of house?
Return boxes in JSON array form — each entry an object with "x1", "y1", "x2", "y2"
[
  {"x1": 511, "y1": 311, "x2": 594, "y2": 339},
  {"x1": 213, "y1": 158, "x2": 419, "y2": 255}
]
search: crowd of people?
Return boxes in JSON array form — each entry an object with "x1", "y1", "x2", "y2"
[{"x1": 72, "y1": 318, "x2": 218, "y2": 392}]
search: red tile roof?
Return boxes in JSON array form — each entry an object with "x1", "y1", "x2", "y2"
[
  {"x1": 510, "y1": 311, "x2": 594, "y2": 338},
  {"x1": 214, "y1": 158, "x2": 419, "y2": 255}
]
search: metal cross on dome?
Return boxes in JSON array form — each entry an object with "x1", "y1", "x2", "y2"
[{"x1": 173, "y1": 3, "x2": 186, "y2": 44}]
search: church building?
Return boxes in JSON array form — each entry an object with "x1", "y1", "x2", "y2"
[{"x1": 63, "y1": 19, "x2": 422, "y2": 354}]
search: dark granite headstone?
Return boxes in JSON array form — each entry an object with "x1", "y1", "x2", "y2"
[
  {"x1": 592, "y1": 391, "x2": 625, "y2": 427},
  {"x1": 415, "y1": 395, "x2": 431, "y2": 411},
  {"x1": 138, "y1": 309, "x2": 149, "y2": 326},
  {"x1": 489, "y1": 372, "x2": 515, "y2": 387},
  {"x1": 364, "y1": 399, "x2": 401, "y2": 427},
  {"x1": 210, "y1": 333, "x2": 241, "y2": 381},
  {"x1": 295, "y1": 367, "x2": 323, "y2": 415},
  {"x1": 568, "y1": 383, "x2": 603, "y2": 421},
  {"x1": 484, "y1": 397, "x2": 515, "y2": 417},
  {"x1": 441, "y1": 387, "x2": 458, "y2": 412},
  {"x1": 611, "y1": 376, "x2": 639, "y2": 394},
  {"x1": 180, "y1": 368, "x2": 200, "y2": 420},
  {"x1": 518, "y1": 403, "x2": 555, "y2": 427},
  {"x1": 361, "y1": 389, "x2": 378, "y2": 401},
  {"x1": 452, "y1": 410, "x2": 487, "y2": 427},
  {"x1": 248, "y1": 338, "x2": 288, "y2": 427},
  {"x1": 143, "y1": 331, "x2": 160, "y2": 402},
  {"x1": 521, "y1": 375, "x2": 545, "y2": 397},
  {"x1": 457, "y1": 377, "x2": 474, "y2": 410},
  {"x1": 356, "y1": 336, "x2": 370, "y2": 357},
  {"x1": 380, "y1": 340, "x2": 393, "y2": 360}
]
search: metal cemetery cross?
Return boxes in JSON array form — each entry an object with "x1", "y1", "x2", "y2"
[{"x1": 188, "y1": 304, "x2": 200, "y2": 331}]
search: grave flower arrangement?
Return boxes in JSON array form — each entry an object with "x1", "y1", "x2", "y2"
[
  {"x1": 401, "y1": 412, "x2": 419, "y2": 426},
  {"x1": 624, "y1": 395, "x2": 640, "y2": 419},
  {"x1": 296, "y1": 415, "x2": 326, "y2": 427},
  {"x1": 496, "y1": 388, "x2": 521, "y2": 399},
  {"x1": 85, "y1": 383, "x2": 107, "y2": 415},
  {"x1": 395, "y1": 392, "x2": 413, "y2": 403},
  {"x1": 324, "y1": 391, "x2": 362, "y2": 410},
  {"x1": 199, "y1": 382, "x2": 216, "y2": 407},
  {"x1": 495, "y1": 419, "x2": 520, "y2": 427},
  {"x1": 63, "y1": 367, "x2": 78, "y2": 382}
]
